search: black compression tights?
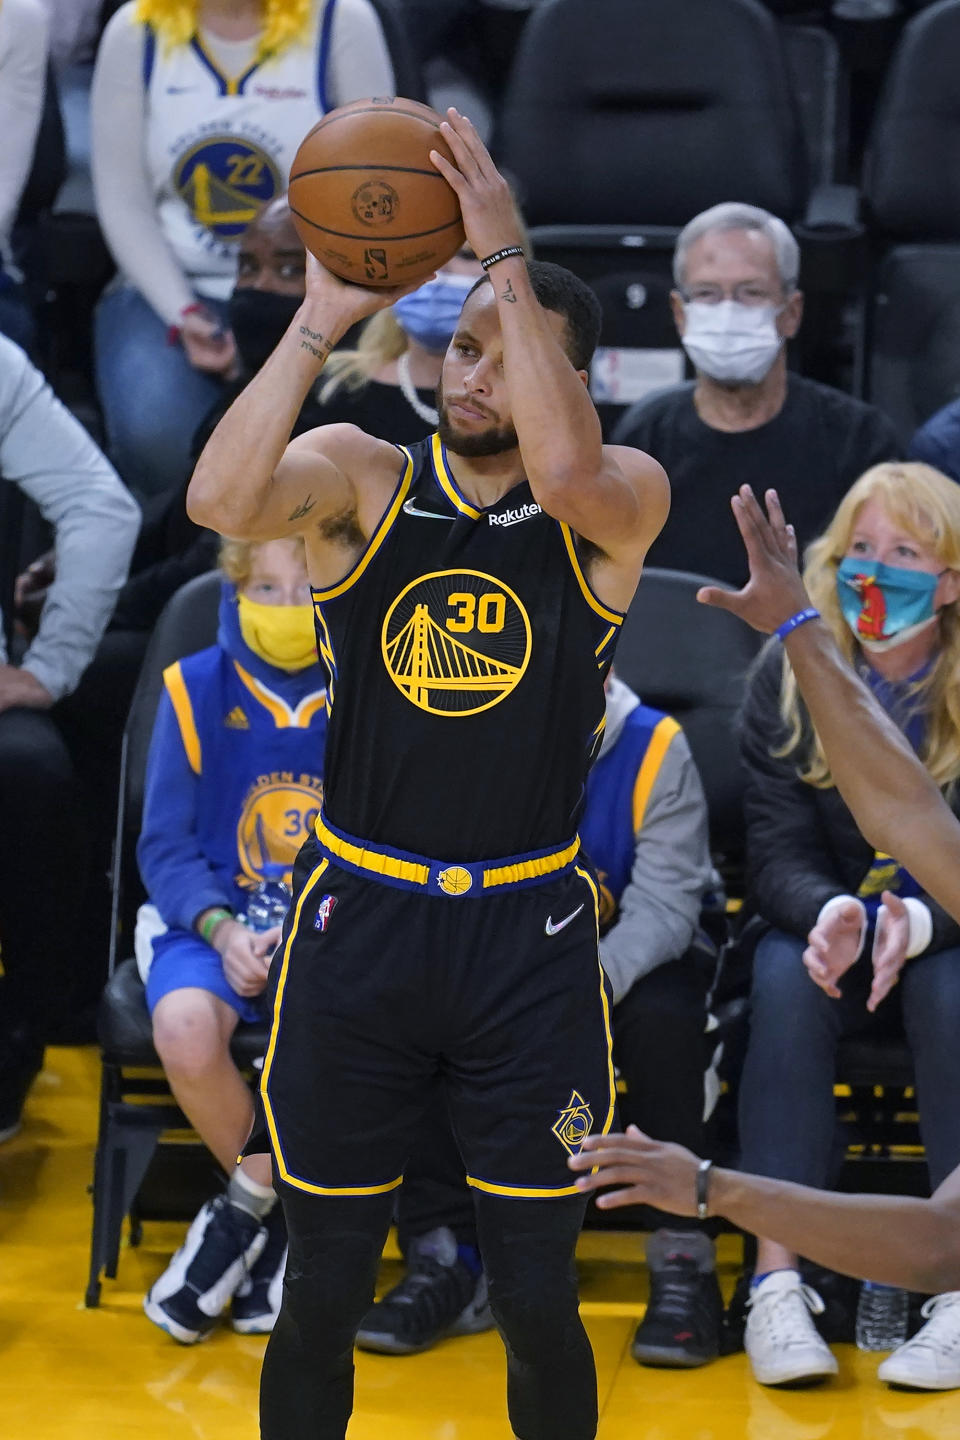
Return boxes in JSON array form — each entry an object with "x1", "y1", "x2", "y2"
[{"x1": 260, "y1": 1186, "x2": 597, "y2": 1440}]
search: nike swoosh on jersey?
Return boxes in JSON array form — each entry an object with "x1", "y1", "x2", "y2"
[
  {"x1": 402, "y1": 498, "x2": 453, "y2": 520},
  {"x1": 545, "y1": 903, "x2": 585, "y2": 936}
]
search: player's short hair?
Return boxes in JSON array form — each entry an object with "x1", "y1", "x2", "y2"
[{"x1": 468, "y1": 260, "x2": 602, "y2": 371}]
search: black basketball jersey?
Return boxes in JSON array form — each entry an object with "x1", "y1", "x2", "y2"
[{"x1": 312, "y1": 433, "x2": 624, "y2": 859}]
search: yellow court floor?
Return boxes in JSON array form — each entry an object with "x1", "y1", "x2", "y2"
[{"x1": 2, "y1": 1048, "x2": 959, "y2": 1440}]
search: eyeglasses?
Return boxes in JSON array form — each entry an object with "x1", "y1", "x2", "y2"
[{"x1": 680, "y1": 284, "x2": 783, "y2": 307}]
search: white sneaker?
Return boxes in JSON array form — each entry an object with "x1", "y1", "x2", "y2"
[
  {"x1": 878, "y1": 1292, "x2": 960, "y2": 1390},
  {"x1": 745, "y1": 1270, "x2": 839, "y2": 1387}
]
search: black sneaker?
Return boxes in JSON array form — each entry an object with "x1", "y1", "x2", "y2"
[
  {"x1": 144, "y1": 1194, "x2": 267, "y2": 1344},
  {"x1": 0, "y1": 1033, "x2": 44, "y2": 1143},
  {"x1": 355, "y1": 1226, "x2": 494, "y2": 1355},
  {"x1": 632, "y1": 1229, "x2": 724, "y2": 1368},
  {"x1": 232, "y1": 1204, "x2": 287, "y2": 1334}
]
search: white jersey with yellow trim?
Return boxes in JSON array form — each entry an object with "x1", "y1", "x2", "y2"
[{"x1": 141, "y1": 0, "x2": 336, "y2": 295}]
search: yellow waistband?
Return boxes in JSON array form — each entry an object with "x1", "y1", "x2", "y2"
[{"x1": 314, "y1": 813, "x2": 580, "y2": 893}]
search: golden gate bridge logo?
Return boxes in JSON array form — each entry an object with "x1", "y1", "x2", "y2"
[{"x1": 381, "y1": 569, "x2": 531, "y2": 716}]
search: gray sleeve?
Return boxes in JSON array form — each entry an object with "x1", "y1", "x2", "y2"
[
  {"x1": 91, "y1": 4, "x2": 195, "y2": 325},
  {"x1": 326, "y1": 0, "x2": 396, "y2": 105},
  {"x1": 0, "y1": 0, "x2": 48, "y2": 269},
  {"x1": 0, "y1": 337, "x2": 141, "y2": 699},
  {"x1": 599, "y1": 729, "x2": 713, "y2": 1005}
]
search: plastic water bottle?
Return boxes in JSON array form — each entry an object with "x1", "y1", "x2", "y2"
[
  {"x1": 243, "y1": 862, "x2": 292, "y2": 933},
  {"x1": 856, "y1": 1281, "x2": 909, "y2": 1351}
]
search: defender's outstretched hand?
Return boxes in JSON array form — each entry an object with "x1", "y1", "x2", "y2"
[
  {"x1": 697, "y1": 485, "x2": 811, "y2": 633},
  {"x1": 568, "y1": 1125, "x2": 703, "y2": 1214}
]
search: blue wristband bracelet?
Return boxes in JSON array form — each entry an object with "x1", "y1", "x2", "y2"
[{"x1": 775, "y1": 606, "x2": 820, "y2": 641}]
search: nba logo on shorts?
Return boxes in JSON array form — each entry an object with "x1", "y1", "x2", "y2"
[{"x1": 314, "y1": 895, "x2": 338, "y2": 932}]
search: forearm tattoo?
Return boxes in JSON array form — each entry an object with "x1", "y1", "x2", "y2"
[
  {"x1": 299, "y1": 325, "x2": 333, "y2": 362},
  {"x1": 501, "y1": 279, "x2": 517, "y2": 303}
]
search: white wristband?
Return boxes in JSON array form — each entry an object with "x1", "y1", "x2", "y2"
[
  {"x1": 887, "y1": 897, "x2": 933, "y2": 959},
  {"x1": 816, "y1": 894, "x2": 867, "y2": 958}
]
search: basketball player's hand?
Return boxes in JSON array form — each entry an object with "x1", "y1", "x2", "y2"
[
  {"x1": 302, "y1": 252, "x2": 435, "y2": 325},
  {"x1": 0, "y1": 663, "x2": 53, "y2": 713},
  {"x1": 180, "y1": 308, "x2": 237, "y2": 376},
  {"x1": 803, "y1": 900, "x2": 865, "y2": 999},
  {"x1": 868, "y1": 890, "x2": 911, "y2": 1012},
  {"x1": 215, "y1": 919, "x2": 277, "y2": 996},
  {"x1": 430, "y1": 109, "x2": 525, "y2": 261},
  {"x1": 568, "y1": 1125, "x2": 701, "y2": 1214},
  {"x1": 697, "y1": 485, "x2": 811, "y2": 632}
]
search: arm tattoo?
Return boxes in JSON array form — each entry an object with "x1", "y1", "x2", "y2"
[
  {"x1": 299, "y1": 325, "x2": 333, "y2": 362},
  {"x1": 501, "y1": 279, "x2": 517, "y2": 304},
  {"x1": 288, "y1": 494, "x2": 317, "y2": 521}
]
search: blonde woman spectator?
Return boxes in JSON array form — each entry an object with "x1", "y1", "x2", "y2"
[
  {"x1": 735, "y1": 462, "x2": 960, "y2": 1390},
  {"x1": 91, "y1": 0, "x2": 394, "y2": 504}
]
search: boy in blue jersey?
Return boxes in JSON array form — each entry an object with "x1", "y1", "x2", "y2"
[
  {"x1": 136, "y1": 535, "x2": 327, "y2": 1344},
  {"x1": 357, "y1": 672, "x2": 724, "y2": 1366}
]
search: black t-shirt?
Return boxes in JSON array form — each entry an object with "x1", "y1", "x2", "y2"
[{"x1": 613, "y1": 376, "x2": 899, "y2": 587}]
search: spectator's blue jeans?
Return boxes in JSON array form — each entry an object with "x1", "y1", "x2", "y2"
[
  {"x1": 739, "y1": 927, "x2": 960, "y2": 1190},
  {"x1": 94, "y1": 284, "x2": 229, "y2": 504}
]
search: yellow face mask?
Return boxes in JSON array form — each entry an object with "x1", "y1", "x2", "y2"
[{"x1": 237, "y1": 594, "x2": 318, "y2": 672}]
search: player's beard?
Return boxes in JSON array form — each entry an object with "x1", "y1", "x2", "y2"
[{"x1": 436, "y1": 378, "x2": 519, "y2": 457}]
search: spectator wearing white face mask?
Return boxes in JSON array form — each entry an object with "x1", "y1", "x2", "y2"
[{"x1": 612, "y1": 203, "x2": 899, "y2": 587}]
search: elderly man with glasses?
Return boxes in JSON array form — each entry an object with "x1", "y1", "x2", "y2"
[{"x1": 613, "y1": 202, "x2": 898, "y2": 586}]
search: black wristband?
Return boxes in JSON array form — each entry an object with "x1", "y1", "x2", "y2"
[
  {"x1": 480, "y1": 246, "x2": 525, "y2": 271},
  {"x1": 696, "y1": 1159, "x2": 713, "y2": 1220}
]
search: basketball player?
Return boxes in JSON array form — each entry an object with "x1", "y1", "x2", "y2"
[
  {"x1": 187, "y1": 110, "x2": 668, "y2": 1440},
  {"x1": 571, "y1": 486, "x2": 960, "y2": 1353}
]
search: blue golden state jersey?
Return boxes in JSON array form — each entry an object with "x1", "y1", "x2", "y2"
[
  {"x1": 140, "y1": 645, "x2": 327, "y2": 925},
  {"x1": 580, "y1": 704, "x2": 680, "y2": 930},
  {"x1": 312, "y1": 432, "x2": 625, "y2": 860}
]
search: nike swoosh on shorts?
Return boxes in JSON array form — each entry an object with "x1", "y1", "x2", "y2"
[{"x1": 545, "y1": 904, "x2": 585, "y2": 936}]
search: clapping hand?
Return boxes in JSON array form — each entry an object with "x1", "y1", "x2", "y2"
[
  {"x1": 803, "y1": 900, "x2": 864, "y2": 999},
  {"x1": 868, "y1": 891, "x2": 910, "y2": 1012}
]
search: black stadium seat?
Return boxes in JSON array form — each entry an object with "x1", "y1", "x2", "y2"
[
  {"x1": 857, "y1": 0, "x2": 960, "y2": 440},
  {"x1": 611, "y1": 567, "x2": 763, "y2": 893},
  {"x1": 497, "y1": 0, "x2": 807, "y2": 228}
]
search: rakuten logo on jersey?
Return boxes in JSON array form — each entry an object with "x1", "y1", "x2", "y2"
[{"x1": 488, "y1": 503, "x2": 542, "y2": 527}]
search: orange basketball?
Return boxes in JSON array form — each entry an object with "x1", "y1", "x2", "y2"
[{"x1": 288, "y1": 97, "x2": 465, "y2": 287}]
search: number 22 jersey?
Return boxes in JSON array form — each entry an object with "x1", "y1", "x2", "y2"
[{"x1": 312, "y1": 433, "x2": 626, "y2": 861}]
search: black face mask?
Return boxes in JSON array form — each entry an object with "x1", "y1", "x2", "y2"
[{"x1": 229, "y1": 288, "x2": 304, "y2": 376}]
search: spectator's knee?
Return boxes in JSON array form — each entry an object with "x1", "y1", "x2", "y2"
[{"x1": 152, "y1": 995, "x2": 229, "y2": 1078}]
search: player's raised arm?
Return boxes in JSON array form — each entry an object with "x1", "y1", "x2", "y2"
[
  {"x1": 430, "y1": 111, "x2": 669, "y2": 565},
  {"x1": 187, "y1": 257, "x2": 424, "y2": 541}
]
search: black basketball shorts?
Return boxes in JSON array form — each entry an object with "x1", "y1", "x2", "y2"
[{"x1": 252, "y1": 836, "x2": 616, "y2": 1200}]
